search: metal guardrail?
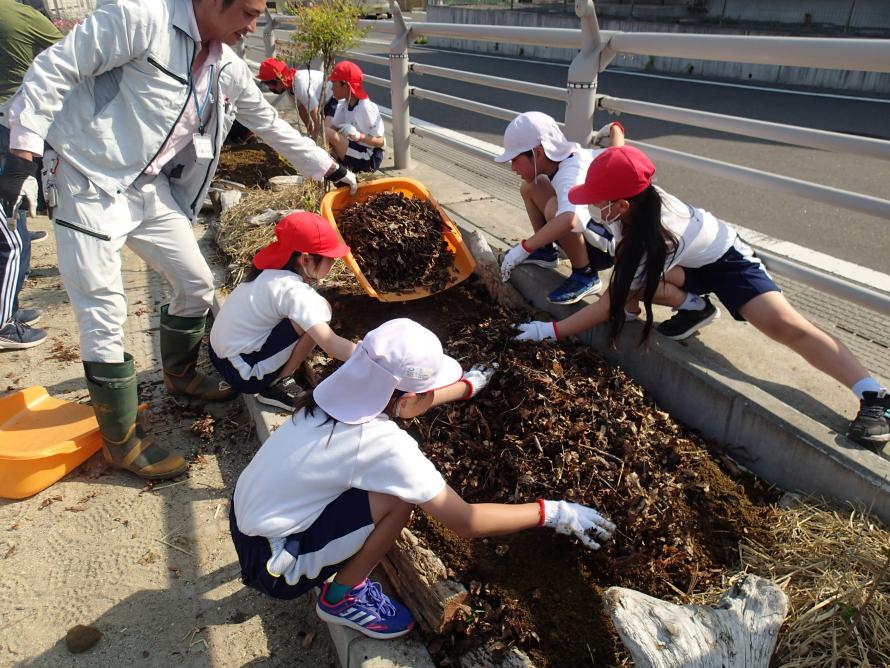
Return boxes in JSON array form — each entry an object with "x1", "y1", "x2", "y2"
[{"x1": 254, "y1": 3, "x2": 890, "y2": 315}]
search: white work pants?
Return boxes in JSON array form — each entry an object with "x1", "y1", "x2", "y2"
[{"x1": 51, "y1": 158, "x2": 214, "y2": 363}]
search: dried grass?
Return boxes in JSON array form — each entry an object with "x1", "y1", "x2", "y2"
[{"x1": 695, "y1": 496, "x2": 889, "y2": 667}]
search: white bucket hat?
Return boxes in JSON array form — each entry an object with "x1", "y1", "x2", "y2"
[
  {"x1": 494, "y1": 111, "x2": 581, "y2": 163},
  {"x1": 314, "y1": 318, "x2": 463, "y2": 425}
]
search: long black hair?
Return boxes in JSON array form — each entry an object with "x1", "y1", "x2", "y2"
[
  {"x1": 607, "y1": 185, "x2": 678, "y2": 346},
  {"x1": 243, "y1": 251, "x2": 324, "y2": 282}
]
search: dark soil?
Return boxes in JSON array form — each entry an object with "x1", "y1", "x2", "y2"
[
  {"x1": 216, "y1": 143, "x2": 297, "y2": 188},
  {"x1": 336, "y1": 192, "x2": 457, "y2": 295},
  {"x1": 320, "y1": 278, "x2": 778, "y2": 667}
]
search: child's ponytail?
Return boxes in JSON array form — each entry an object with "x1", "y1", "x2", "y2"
[{"x1": 606, "y1": 185, "x2": 676, "y2": 346}]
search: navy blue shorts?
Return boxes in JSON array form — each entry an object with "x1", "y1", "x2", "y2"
[
  {"x1": 323, "y1": 96, "x2": 338, "y2": 118},
  {"x1": 209, "y1": 319, "x2": 300, "y2": 394},
  {"x1": 230, "y1": 488, "x2": 374, "y2": 600},
  {"x1": 343, "y1": 143, "x2": 384, "y2": 173},
  {"x1": 681, "y1": 242, "x2": 780, "y2": 321}
]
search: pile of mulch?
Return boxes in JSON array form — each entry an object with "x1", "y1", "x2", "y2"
[
  {"x1": 336, "y1": 192, "x2": 457, "y2": 295},
  {"x1": 216, "y1": 143, "x2": 297, "y2": 188},
  {"x1": 320, "y1": 279, "x2": 778, "y2": 667}
]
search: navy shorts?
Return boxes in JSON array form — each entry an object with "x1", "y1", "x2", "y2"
[
  {"x1": 230, "y1": 488, "x2": 374, "y2": 600},
  {"x1": 209, "y1": 319, "x2": 300, "y2": 394},
  {"x1": 343, "y1": 143, "x2": 384, "y2": 173},
  {"x1": 323, "y1": 96, "x2": 338, "y2": 118},
  {"x1": 681, "y1": 242, "x2": 780, "y2": 321}
]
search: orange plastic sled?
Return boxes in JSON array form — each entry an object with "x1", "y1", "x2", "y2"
[
  {"x1": 0, "y1": 387, "x2": 103, "y2": 499},
  {"x1": 319, "y1": 177, "x2": 477, "y2": 302}
]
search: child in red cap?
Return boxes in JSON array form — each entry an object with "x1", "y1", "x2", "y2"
[
  {"x1": 324, "y1": 60, "x2": 385, "y2": 173},
  {"x1": 514, "y1": 144, "x2": 889, "y2": 451},
  {"x1": 208, "y1": 211, "x2": 356, "y2": 411}
]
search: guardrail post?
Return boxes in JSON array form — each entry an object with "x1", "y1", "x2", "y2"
[
  {"x1": 263, "y1": 8, "x2": 276, "y2": 58},
  {"x1": 565, "y1": 0, "x2": 612, "y2": 144},
  {"x1": 389, "y1": 1, "x2": 413, "y2": 170}
]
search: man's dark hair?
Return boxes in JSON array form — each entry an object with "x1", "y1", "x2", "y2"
[{"x1": 222, "y1": 0, "x2": 236, "y2": 6}]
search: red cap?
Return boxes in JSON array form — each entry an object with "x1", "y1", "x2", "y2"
[
  {"x1": 330, "y1": 60, "x2": 368, "y2": 100},
  {"x1": 257, "y1": 57, "x2": 287, "y2": 82},
  {"x1": 568, "y1": 145, "x2": 656, "y2": 205},
  {"x1": 252, "y1": 212, "x2": 350, "y2": 270}
]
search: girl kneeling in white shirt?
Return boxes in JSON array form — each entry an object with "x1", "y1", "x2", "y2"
[
  {"x1": 209, "y1": 212, "x2": 356, "y2": 411},
  {"x1": 230, "y1": 318, "x2": 615, "y2": 640},
  {"x1": 514, "y1": 145, "x2": 889, "y2": 450}
]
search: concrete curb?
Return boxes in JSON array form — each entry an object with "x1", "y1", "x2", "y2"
[{"x1": 443, "y1": 218, "x2": 890, "y2": 526}]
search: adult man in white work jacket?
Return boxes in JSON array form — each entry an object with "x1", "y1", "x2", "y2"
[{"x1": 0, "y1": 0, "x2": 357, "y2": 481}]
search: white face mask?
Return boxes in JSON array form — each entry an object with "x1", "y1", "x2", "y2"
[{"x1": 588, "y1": 202, "x2": 620, "y2": 226}]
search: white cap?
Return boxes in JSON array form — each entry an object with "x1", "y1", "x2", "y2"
[
  {"x1": 314, "y1": 319, "x2": 463, "y2": 424},
  {"x1": 494, "y1": 111, "x2": 581, "y2": 163}
]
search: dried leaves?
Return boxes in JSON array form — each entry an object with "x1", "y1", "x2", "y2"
[{"x1": 337, "y1": 192, "x2": 457, "y2": 295}]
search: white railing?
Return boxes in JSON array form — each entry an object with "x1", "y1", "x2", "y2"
[{"x1": 252, "y1": 2, "x2": 890, "y2": 316}]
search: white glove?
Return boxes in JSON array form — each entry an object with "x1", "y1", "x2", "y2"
[
  {"x1": 339, "y1": 124, "x2": 362, "y2": 141},
  {"x1": 500, "y1": 242, "x2": 530, "y2": 282},
  {"x1": 592, "y1": 121, "x2": 624, "y2": 148},
  {"x1": 327, "y1": 163, "x2": 358, "y2": 195},
  {"x1": 19, "y1": 176, "x2": 38, "y2": 217},
  {"x1": 582, "y1": 220, "x2": 614, "y2": 254},
  {"x1": 461, "y1": 364, "x2": 497, "y2": 399},
  {"x1": 513, "y1": 321, "x2": 557, "y2": 342},
  {"x1": 542, "y1": 499, "x2": 616, "y2": 550}
]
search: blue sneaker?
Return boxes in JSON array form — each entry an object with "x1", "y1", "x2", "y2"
[
  {"x1": 316, "y1": 579, "x2": 415, "y2": 639},
  {"x1": 523, "y1": 246, "x2": 559, "y2": 269},
  {"x1": 547, "y1": 271, "x2": 601, "y2": 304}
]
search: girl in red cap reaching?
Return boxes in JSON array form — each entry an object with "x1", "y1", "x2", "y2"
[
  {"x1": 514, "y1": 145, "x2": 889, "y2": 450},
  {"x1": 324, "y1": 60, "x2": 385, "y2": 173},
  {"x1": 230, "y1": 318, "x2": 613, "y2": 640},
  {"x1": 208, "y1": 211, "x2": 357, "y2": 412}
]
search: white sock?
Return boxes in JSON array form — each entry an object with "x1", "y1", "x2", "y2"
[
  {"x1": 851, "y1": 376, "x2": 883, "y2": 399},
  {"x1": 678, "y1": 293, "x2": 706, "y2": 311}
]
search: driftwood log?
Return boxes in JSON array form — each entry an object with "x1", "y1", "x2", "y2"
[
  {"x1": 603, "y1": 574, "x2": 789, "y2": 668},
  {"x1": 380, "y1": 528, "x2": 468, "y2": 633},
  {"x1": 462, "y1": 229, "x2": 531, "y2": 312}
]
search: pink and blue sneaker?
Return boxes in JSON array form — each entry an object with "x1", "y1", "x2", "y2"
[{"x1": 316, "y1": 579, "x2": 415, "y2": 639}]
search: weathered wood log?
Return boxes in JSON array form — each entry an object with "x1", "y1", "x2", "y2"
[
  {"x1": 380, "y1": 527, "x2": 468, "y2": 633},
  {"x1": 463, "y1": 229, "x2": 532, "y2": 312},
  {"x1": 459, "y1": 645, "x2": 534, "y2": 668},
  {"x1": 603, "y1": 574, "x2": 789, "y2": 668}
]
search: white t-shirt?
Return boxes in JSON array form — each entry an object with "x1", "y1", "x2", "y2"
[
  {"x1": 550, "y1": 148, "x2": 604, "y2": 228},
  {"x1": 332, "y1": 98, "x2": 385, "y2": 143},
  {"x1": 613, "y1": 187, "x2": 737, "y2": 289},
  {"x1": 209, "y1": 270, "x2": 332, "y2": 380},
  {"x1": 234, "y1": 410, "x2": 446, "y2": 538},
  {"x1": 292, "y1": 70, "x2": 331, "y2": 111}
]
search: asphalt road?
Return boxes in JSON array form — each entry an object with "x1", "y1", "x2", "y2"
[{"x1": 356, "y1": 43, "x2": 890, "y2": 275}]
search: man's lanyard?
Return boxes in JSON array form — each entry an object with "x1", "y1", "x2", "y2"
[{"x1": 192, "y1": 64, "x2": 214, "y2": 135}]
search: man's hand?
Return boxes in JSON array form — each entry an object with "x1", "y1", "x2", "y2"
[
  {"x1": 339, "y1": 124, "x2": 362, "y2": 141},
  {"x1": 1, "y1": 152, "x2": 38, "y2": 218},
  {"x1": 541, "y1": 500, "x2": 616, "y2": 550},
  {"x1": 461, "y1": 364, "x2": 497, "y2": 399},
  {"x1": 513, "y1": 321, "x2": 557, "y2": 342},
  {"x1": 325, "y1": 162, "x2": 358, "y2": 195},
  {"x1": 500, "y1": 242, "x2": 531, "y2": 282}
]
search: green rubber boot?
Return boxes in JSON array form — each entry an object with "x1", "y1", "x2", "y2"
[
  {"x1": 160, "y1": 304, "x2": 236, "y2": 403},
  {"x1": 84, "y1": 354, "x2": 188, "y2": 480}
]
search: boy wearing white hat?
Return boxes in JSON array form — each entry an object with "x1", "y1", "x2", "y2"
[
  {"x1": 496, "y1": 111, "x2": 623, "y2": 305},
  {"x1": 230, "y1": 318, "x2": 615, "y2": 639}
]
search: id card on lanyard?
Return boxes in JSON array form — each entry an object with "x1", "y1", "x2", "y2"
[{"x1": 192, "y1": 65, "x2": 215, "y2": 161}]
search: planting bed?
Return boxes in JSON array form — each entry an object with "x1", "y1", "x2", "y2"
[
  {"x1": 216, "y1": 143, "x2": 297, "y2": 188},
  {"x1": 318, "y1": 278, "x2": 778, "y2": 667}
]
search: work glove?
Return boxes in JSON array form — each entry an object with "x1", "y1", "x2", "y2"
[
  {"x1": 325, "y1": 162, "x2": 358, "y2": 195},
  {"x1": 500, "y1": 241, "x2": 531, "y2": 282},
  {"x1": 513, "y1": 321, "x2": 557, "y2": 342},
  {"x1": 582, "y1": 220, "x2": 615, "y2": 254},
  {"x1": 592, "y1": 121, "x2": 625, "y2": 148},
  {"x1": 339, "y1": 124, "x2": 362, "y2": 141},
  {"x1": 0, "y1": 153, "x2": 38, "y2": 218},
  {"x1": 461, "y1": 364, "x2": 497, "y2": 399},
  {"x1": 541, "y1": 499, "x2": 616, "y2": 550}
]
